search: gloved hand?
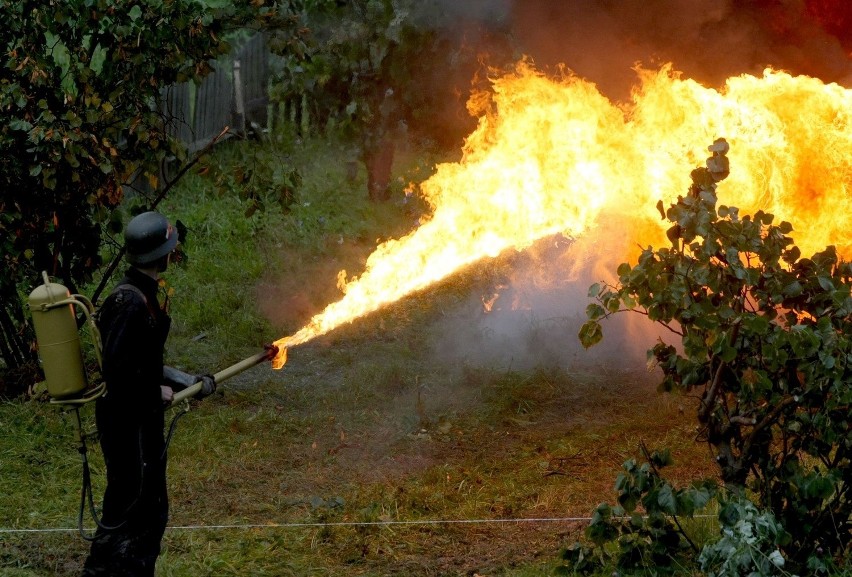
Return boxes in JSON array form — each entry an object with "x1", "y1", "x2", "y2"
[{"x1": 194, "y1": 374, "x2": 216, "y2": 399}]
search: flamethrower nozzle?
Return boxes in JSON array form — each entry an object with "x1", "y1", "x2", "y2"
[
  {"x1": 169, "y1": 345, "x2": 279, "y2": 407},
  {"x1": 263, "y1": 342, "x2": 280, "y2": 359}
]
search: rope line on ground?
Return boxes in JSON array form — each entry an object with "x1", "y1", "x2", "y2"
[
  {"x1": 0, "y1": 517, "x2": 593, "y2": 534},
  {"x1": 0, "y1": 514, "x2": 719, "y2": 534}
]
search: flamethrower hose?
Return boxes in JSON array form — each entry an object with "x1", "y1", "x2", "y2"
[
  {"x1": 161, "y1": 346, "x2": 278, "y2": 459},
  {"x1": 73, "y1": 407, "x2": 131, "y2": 541},
  {"x1": 74, "y1": 346, "x2": 278, "y2": 541}
]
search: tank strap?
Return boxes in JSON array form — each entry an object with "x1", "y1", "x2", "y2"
[{"x1": 115, "y1": 283, "x2": 159, "y2": 321}]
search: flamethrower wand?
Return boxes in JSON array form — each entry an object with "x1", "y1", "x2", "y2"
[
  {"x1": 67, "y1": 343, "x2": 283, "y2": 541},
  {"x1": 169, "y1": 343, "x2": 280, "y2": 407},
  {"x1": 66, "y1": 343, "x2": 284, "y2": 541}
]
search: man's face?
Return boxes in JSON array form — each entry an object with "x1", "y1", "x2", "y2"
[{"x1": 157, "y1": 252, "x2": 170, "y2": 273}]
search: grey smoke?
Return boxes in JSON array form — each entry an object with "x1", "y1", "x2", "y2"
[
  {"x1": 411, "y1": 0, "x2": 851, "y2": 98},
  {"x1": 408, "y1": 0, "x2": 511, "y2": 30},
  {"x1": 429, "y1": 233, "x2": 673, "y2": 373},
  {"x1": 509, "y1": 0, "x2": 852, "y2": 98}
]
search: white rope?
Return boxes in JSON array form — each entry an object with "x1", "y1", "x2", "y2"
[
  {"x1": 0, "y1": 516, "x2": 595, "y2": 534},
  {"x1": 0, "y1": 514, "x2": 719, "y2": 535},
  {"x1": 168, "y1": 517, "x2": 595, "y2": 530}
]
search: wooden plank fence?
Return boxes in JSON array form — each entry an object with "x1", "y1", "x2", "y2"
[{"x1": 162, "y1": 33, "x2": 270, "y2": 154}]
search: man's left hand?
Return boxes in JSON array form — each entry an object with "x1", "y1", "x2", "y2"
[{"x1": 195, "y1": 375, "x2": 216, "y2": 399}]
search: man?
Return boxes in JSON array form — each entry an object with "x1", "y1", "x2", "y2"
[{"x1": 82, "y1": 211, "x2": 214, "y2": 577}]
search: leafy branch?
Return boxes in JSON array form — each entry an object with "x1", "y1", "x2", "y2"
[{"x1": 577, "y1": 138, "x2": 852, "y2": 571}]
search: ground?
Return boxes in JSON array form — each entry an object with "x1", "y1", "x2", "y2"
[
  {"x1": 162, "y1": 325, "x2": 714, "y2": 576},
  {"x1": 0, "y1": 250, "x2": 717, "y2": 577}
]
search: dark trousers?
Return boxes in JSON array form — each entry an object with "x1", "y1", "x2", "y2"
[{"x1": 82, "y1": 419, "x2": 168, "y2": 577}]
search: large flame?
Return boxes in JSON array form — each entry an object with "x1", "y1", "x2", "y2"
[{"x1": 271, "y1": 62, "x2": 852, "y2": 369}]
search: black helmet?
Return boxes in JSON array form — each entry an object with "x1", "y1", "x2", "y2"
[{"x1": 125, "y1": 211, "x2": 178, "y2": 266}]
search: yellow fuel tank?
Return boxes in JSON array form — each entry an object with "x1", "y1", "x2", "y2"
[{"x1": 28, "y1": 276, "x2": 87, "y2": 399}]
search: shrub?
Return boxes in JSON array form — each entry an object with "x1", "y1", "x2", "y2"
[{"x1": 577, "y1": 139, "x2": 852, "y2": 571}]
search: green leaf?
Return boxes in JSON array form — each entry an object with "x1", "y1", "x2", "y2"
[
  {"x1": 90, "y1": 43, "x2": 107, "y2": 74},
  {"x1": 817, "y1": 276, "x2": 834, "y2": 291},
  {"x1": 720, "y1": 343, "x2": 737, "y2": 363},
  {"x1": 650, "y1": 449, "x2": 674, "y2": 468},
  {"x1": 656, "y1": 199, "x2": 665, "y2": 220},
  {"x1": 783, "y1": 245, "x2": 801, "y2": 264},
  {"x1": 605, "y1": 295, "x2": 621, "y2": 314},
  {"x1": 783, "y1": 281, "x2": 803, "y2": 298},
  {"x1": 665, "y1": 224, "x2": 682, "y2": 247},
  {"x1": 586, "y1": 303, "x2": 606, "y2": 321},
  {"x1": 744, "y1": 314, "x2": 770, "y2": 335},
  {"x1": 818, "y1": 350, "x2": 836, "y2": 370},
  {"x1": 578, "y1": 321, "x2": 603, "y2": 349},
  {"x1": 708, "y1": 138, "x2": 729, "y2": 154},
  {"x1": 657, "y1": 484, "x2": 677, "y2": 515},
  {"x1": 9, "y1": 119, "x2": 33, "y2": 131},
  {"x1": 44, "y1": 32, "x2": 77, "y2": 97}
]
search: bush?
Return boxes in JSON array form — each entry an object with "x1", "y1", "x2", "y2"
[{"x1": 576, "y1": 139, "x2": 852, "y2": 572}]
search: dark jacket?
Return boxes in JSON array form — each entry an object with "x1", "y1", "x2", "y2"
[
  {"x1": 83, "y1": 267, "x2": 171, "y2": 577},
  {"x1": 99, "y1": 266, "x2": 170, "y2": 419}
]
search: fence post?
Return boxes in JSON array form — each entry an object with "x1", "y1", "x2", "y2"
[{"x1": 233, "y1": 59, "x2": 246, "y2": 136}]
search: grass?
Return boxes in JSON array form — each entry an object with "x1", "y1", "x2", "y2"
[{"x1": 1, "y1": 131, "x2": 720, "y2": 576}]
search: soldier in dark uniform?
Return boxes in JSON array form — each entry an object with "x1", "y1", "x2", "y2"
[{"x1": 82, "y1": 211, "x2": 214, "y2": 577}]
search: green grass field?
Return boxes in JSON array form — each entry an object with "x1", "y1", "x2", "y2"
[{"x1": 0, "y1": 133, "x2": 718, "y2": 576}]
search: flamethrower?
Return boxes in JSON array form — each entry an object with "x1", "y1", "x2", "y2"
[
  {"x1": 169, "y1": 344, "x2": 280, "y2": 407},
  {"x1": 27, "y1": 272, "x2": 283, "y2": 539}
]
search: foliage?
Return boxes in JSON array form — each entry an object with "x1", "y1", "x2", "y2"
[
  {"x1": 0, "y1": 1, "x2": 303, "y2": 374},
  {"x1": 270, "y1": 0, "x2": 513, "y2": 199},
  {"x1": 270, "y1": 0, "x2": 416, "y2": 200},
  {"x1": 558, "y1": 448, "x2": 715, "y2": 575},
  {"x1": 196, "y1": 139, "x2": 302, "y2": 219},
  {"x1": 579, "y1": 139, "x2": 852, "y2": 569},
  {"x1": 272, "y1": 1, "x2": 414, "y2": 131},
  {"x1": 698, "y1": 494, "x2": 792, "y2": 577}
]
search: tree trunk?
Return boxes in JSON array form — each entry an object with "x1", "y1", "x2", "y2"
[
  {"x1": 0, "y1": 303, "x2": 31, "y2": 370},
  {"x1": 363, "y1": 139, "x2": 394, "y2": 202}
]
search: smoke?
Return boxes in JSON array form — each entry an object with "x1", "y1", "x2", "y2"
[
  {"x1": 408, "y1": 0, "x2": 511, "y2": 30},
  {"x1": 509, "y1": 0, "x2": 852, "y2": 99},
  {"x1": 405, "y1": 0, "x2": 852, "y2": 103},
  {"x1": 430, "y1": 225, "x2": 672, "y2": 373},
  {"x1": 420, "y1": 0, "x2": 852, "y2": 373}
]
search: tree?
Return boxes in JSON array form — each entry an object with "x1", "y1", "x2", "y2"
[
  {"x1": 271, "y1": 0, "x2": 417, "y2": 201},
  {"x1": 579, "y1": 139, "x2": 852, "y2": 570},
  {"x1": 272, "y1": 0, "x2": 513, "y2": 201},
  {"x1": 0, "y1": 1, "x2": 303, "y2": 382}
]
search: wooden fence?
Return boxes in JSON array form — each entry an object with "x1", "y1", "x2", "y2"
[{"x1": 161, "y1": 33, "x2": 270, "y2": 154}]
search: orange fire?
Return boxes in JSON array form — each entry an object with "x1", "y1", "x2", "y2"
[{"x1": 271, "y1": 62, "x2": 852, "y2": 369}]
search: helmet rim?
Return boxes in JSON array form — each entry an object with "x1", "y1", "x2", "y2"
[{"x1": 125, "y1": 212, "x2": 178, "y2": 266}]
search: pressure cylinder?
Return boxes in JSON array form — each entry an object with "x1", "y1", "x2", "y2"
[{"x1": 28, "y1": 277, "x2": 87, "y2": 399}]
